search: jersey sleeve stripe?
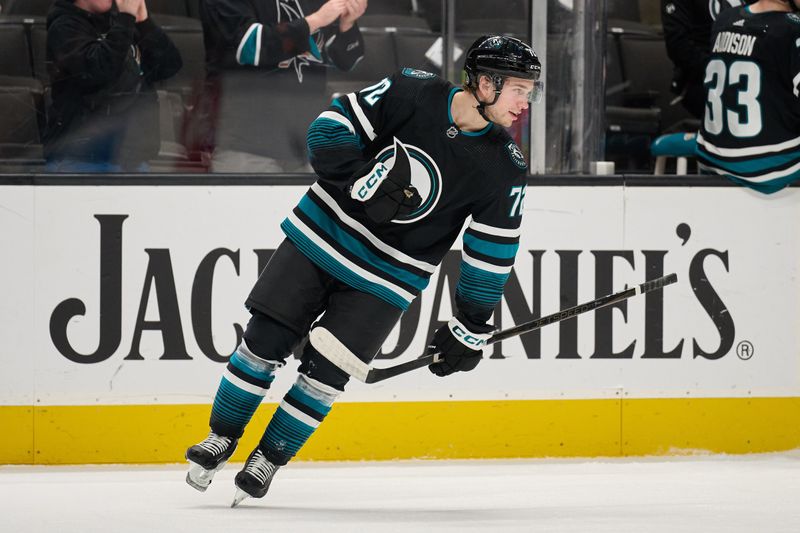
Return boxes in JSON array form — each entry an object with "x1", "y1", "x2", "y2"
[
  {"x1": 236, "y1": 23, "x2": 262, "y2": 66},
  {"x1": 463, "y1": 247, "x2": 515, "y2": 269},
  {"x1": 462, "y1": 233, "x2": 519, "y2": 260},
  {"x1": 347, "y1": 92, "x2": 377, "y2": 141},
  {"x1": 307, "y1": 118, "x2": 363, "y2": 152},
  {"x1": 468, "y1": 220, "x2": 521, "y2": 238},
  {"x1": 316, "y1": 111, "x2": 355, "y2": 135},
  {"x1": 461, "y1": 251, "x2": 513, "y2": 275}
]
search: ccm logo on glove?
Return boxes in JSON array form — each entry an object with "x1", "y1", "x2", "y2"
[
  {"x1": 449, "y1": 317, "x2": 492, "y2": 348},
  {"x1": 348, "y1": 137, "x2": 422, "y2": 224},
  {"x1": 352, "y1": 161, "x2": 389, "y2": 201}
]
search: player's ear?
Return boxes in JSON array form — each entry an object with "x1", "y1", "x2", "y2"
[{"x1": 477, "y1": 74, "x2": 493, "y2": 98}]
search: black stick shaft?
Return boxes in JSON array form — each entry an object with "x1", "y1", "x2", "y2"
[{"x1": 365, "y1": 273, "x2": 678, "y2": 383}]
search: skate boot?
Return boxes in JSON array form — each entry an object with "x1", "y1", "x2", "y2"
[
  {"x1": 185, "y1": 432, "x2": 238, "y2": 492},
  {"x1": 231, "y1": 447, "x2": 281, "y2": 507}
]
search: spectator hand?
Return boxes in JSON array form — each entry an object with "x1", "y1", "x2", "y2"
[
  {"x1": 349, "y1": 138, "x2": 421, "y2": 224},
  {"x1": 340, "y1": 0, "x2": 367, "y2": 32},
  {"x1": 426, "y1": 316, "x2": 495, "y2": 377},
  {"x1": 306, "y1": 0, "x2": 347, "y2": 33},
  {"x1": 135, "y1": 0, "x2": 148, "y2": 23},
  {"x1": 115, "y1": 0, "x2": 142, "y2": 18}
]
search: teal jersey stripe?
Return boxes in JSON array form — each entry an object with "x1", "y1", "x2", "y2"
[
  {"x1": 463, "y1": 233, "x2": 519, "y2": 260},
  {"x1": 238, "y1": 26, "x2": 260, "y2": 66},
  {"x1": 282, "y1": 218, "x2": 411, "y2": 310},
  {"x1": 447, "y1": 88, "x2": 492, "y2": 136},
  {"x1": 727, "y1": 174, "x2": 797, "y2": 194},
  {"x1": 308, "y1": 36, "x2": 322, "y2": 60},
  {"x1": 297, "y1": 195, "x2": 430, "y2": 291},
  {"x1": 697, "y1": 147, "x2": 800, "y2": 175},
  {"x1": 287, "y1": 384, "x2": 332, "y2": 416}
]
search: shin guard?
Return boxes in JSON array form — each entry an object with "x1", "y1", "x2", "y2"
[
  {"x1": 259, "y1": 374, "x2": 341, "y2": 465},
  {"x1": 209, "y1": 340, "x2": 282, "y2": 438}
]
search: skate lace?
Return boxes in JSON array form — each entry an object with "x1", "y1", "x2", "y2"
[
  {"x1": 245, "y1": 449, "x2": 278, "y2": 484},
  {"x1": 198, "y1": 433, "x2": 232, "y2": 456}
]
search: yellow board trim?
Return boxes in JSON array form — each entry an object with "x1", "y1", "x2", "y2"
[{"x1": 1, "y1": 398, "x2": 799, "y2": 465}]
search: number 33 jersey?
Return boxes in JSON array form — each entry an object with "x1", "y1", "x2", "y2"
[
  {"x1": 696, "y1": 7, "x2": 800, "y2": 193},
  {"x1": 281, "y1": 69, "x2": 528, "y2": 321}
]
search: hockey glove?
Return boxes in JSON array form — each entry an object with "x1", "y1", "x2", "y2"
[
  {"x1": 427, "y1": 316, "x2": 495, "y2": 377},
  {"x1": 349, "y1": 138, "x2": 422, "y2": 224}
]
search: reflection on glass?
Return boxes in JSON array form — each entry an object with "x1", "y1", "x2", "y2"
[{"x1": 0, "y1": 1, "x2": 670, "y2": 175}]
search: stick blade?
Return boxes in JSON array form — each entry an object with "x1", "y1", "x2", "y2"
[{"x1": 309, "y1": 327, "x2": 371, "y2": 382}]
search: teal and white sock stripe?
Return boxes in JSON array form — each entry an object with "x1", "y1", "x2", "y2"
[
  {"x1": 260, "y1": 374, "x2": 341, "y2": 465},
  {"x1": 210, "y1": 341, "x2": 281, "y2": 438}
]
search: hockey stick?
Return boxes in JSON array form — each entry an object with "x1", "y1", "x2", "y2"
[{"x1": 310, "y1": 273, "x2": 678, "y2": 384}]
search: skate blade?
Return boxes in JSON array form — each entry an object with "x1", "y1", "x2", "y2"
[
  {"x1": 186, "y1": 460, "x2": 226, "y2": 492},
  {"x1": 231, "y1": 488, "x2": 250, "y2": 508}
]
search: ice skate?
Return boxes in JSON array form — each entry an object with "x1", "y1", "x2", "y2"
[
  {"x1": 185, "y1": 432, "x2": 238, "y2": 492},
  {"x1": 230, "y1": 447, "x2": 281, "y2": 507}
]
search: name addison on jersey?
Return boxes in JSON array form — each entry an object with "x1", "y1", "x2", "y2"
[{"x1": 48, "y1": 216, "x2": 736, "y2": 364}]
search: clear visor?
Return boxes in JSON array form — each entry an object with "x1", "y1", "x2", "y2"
[{"x1": 508, "y1": 80, "x2": 545, "y2": 104}]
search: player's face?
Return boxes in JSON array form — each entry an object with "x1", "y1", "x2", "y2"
[{"x1": 487, "y1": 78, "x2": 535, "y2": 127}]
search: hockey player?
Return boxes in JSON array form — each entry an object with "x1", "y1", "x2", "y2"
[
  {"x1": 661, "y1": 0, "x2": 745, "y2": 119},
  {"x1": 185, "y1": 35, "x2": 543, "y2": 506},
  {"x1": 695, "y1": 0, "x2": 800, "y2": 193}
]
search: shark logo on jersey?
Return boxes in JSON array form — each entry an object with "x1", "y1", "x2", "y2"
[
  {"x1": 708, "y1": 0, "x2": 743, "y2": 21},
  {"x1": 276, "y1": 0, "x2": 325, "y2": 82},
  {"x1": 374, "y1": 140, "x2": 443, "y2": 224}
]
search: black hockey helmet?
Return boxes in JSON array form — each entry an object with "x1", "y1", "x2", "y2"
[{"x1": 464, "y1": 35, "x2": 543, "y2": 114}]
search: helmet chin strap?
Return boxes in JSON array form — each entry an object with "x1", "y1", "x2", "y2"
[{"x1": 473, "y1": 75, "x2": 504, "y2": 121}]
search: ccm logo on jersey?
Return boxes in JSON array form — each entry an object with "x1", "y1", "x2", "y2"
[
  {"x1": 352, "y1": 161, "x2": 389, "y2": 200},
  {"x1": 448, "y1": 317, "x2": 492, "y2": 349}
]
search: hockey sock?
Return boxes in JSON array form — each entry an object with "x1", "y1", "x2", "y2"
[
  {"x1": 259, "y1": 374, "x2": 341, "y2": 465},
  {"x1": 209, "y1": 340, "x2": 280, "y2": 438}
]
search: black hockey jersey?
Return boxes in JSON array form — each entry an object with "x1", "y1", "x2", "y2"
[
  {"x1": 695, "y1": 7, "x2": 800, "y2": 193},
  {"x1": 283, "y1": 69, "x2": 528, "y2": 322},
  {"x1": 662, "y1": 0, "x2": 744, "y2": 85}
]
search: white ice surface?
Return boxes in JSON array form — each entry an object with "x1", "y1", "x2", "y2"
[{"x1": 1, "y1": 453, "x2": 799, "y2": 533}]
